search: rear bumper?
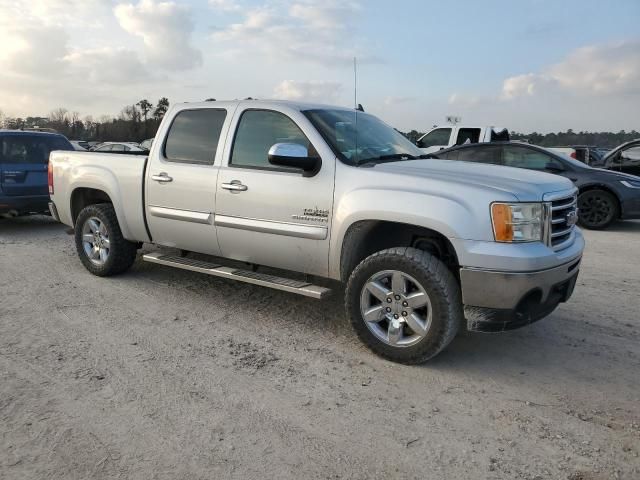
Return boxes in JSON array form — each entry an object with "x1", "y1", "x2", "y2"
[
  {"x1": 460, "y1": 256, "x2": 581, "y2": 332},
  {"x1": 49, "y1": 201, "x2": 60, "y2": 222},
  {"x1": 0, "y1": 194, "x2": 49, "y2": 215}
]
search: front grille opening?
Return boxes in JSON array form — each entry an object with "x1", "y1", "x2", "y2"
[{"x1": 549, "y1": 194, "x2": 577, "y2": 250}]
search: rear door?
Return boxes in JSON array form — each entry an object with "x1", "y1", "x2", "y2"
[
  {"x1": 0, "y1": 134, "x2": 71, "y2": 196},
  {"x1": 145, "y1": 106, "x2": 233, "y2": 255}
]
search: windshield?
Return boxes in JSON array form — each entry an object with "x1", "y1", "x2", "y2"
[{"x1": 303, "y1": 109, "x2": 424, "y2": 166}]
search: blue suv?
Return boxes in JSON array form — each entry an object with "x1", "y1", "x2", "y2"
[{"x1": 0, "y1": 130, "x2": 73, "y2": 217}]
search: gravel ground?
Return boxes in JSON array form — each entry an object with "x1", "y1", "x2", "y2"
[{"x1": 1, "y1": 216, "x2": 639, "y2": 479}]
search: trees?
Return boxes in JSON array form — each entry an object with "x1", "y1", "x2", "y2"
[
  {"x1": 137, "y1": 99, "x2": 152, "y2": 122},
  {"x1": 153, "y1": 97, "x2": 170, "y2": 121}
]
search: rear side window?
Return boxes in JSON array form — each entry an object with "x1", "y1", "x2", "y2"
[
  {"x1": 418, "y1": 128, "x2": 451, "y2": 148},
  {"x1": 457, "y1": 146, "x2": 502, "y2": 164},
  {"x1": 0, "y1": 135, "x2": 72, "y2": 164},
  {"x1": 455, "y1": 128, "x2": 481, "y2": 145},
  {"x1": 164, "y1": 109, "x2": 227, "y2": 164},
  {"x1": 230, "y1": 110, "x2": 312, "y2": 169}
]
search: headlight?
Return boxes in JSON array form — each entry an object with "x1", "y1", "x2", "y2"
[
  {"x1": 621, "y1": 180, "x2": 640, "y2": 189},
  {"x1": 491, "y1": 203, "x2": 544, "y2": 242}
]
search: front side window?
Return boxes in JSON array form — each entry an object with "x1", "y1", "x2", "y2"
[
  {"x1": 0, "y1": 135, "x2": 72, "y2": 164},
  {"x1": 164, "y1": 109, "x2": 227, "y2": 164},
  {"x1": 231, "y1": 110, "x2": 312, "y2": 169},
  {"x1": 111, "y1": 144, "x2": 126, "y2": 152},
  {"x1": 457, "y1": 146, "x2": 502, "y2": 165},
  {"x1": 304, "y1": 109, "x2": 423, "y2": 166},
  {"x1": 503, "y1": 146, "x2": 555, "y2": 170},
  {"x1": 418, "y1": 128, "x2": 451, "y2": 148}
]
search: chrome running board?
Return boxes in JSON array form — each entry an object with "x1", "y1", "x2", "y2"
[{"x1": 143, "y1": 252, "x2": 331, "y2": 299}]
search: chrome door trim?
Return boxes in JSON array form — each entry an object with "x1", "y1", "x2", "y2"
[
  {"x1": 215, "y1": 214, "x2": 327, "y2": 240},
  {"x1": 148, "y1": 205, "x2": 213, "y2": 225}
]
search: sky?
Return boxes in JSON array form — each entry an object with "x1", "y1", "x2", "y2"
[{"x1": 0, "y1": 0, "x2": 639, "y2": 133}]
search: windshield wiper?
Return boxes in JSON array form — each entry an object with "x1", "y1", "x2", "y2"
[{"x1": 356, "y1": 153, "x2": 418, "y2": 167}]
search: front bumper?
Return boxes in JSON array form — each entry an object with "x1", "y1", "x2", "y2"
[{"x1": 460, "y1": 256, "x2": 581, "y2": 332}]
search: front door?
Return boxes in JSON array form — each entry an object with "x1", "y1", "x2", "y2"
[
  {"x1": 145, "y1": 107, "x2": 232, "y2": 255},
  {"x1": 214, "y1": 107, "x2": 336, "y2": 276}
]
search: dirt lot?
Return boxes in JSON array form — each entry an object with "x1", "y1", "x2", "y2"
[{"x1": 1, "y1": 216, "x2": 639, "y2": 479}]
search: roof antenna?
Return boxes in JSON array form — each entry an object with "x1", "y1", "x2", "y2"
[{"x1": 354, "y1": 57, "x2": 359, "y2": 163}]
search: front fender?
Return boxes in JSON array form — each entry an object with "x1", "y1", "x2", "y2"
[{"x1": 328, "y1": 187, "x2": 494, "y2": 279}]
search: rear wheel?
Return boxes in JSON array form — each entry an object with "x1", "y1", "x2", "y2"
[
  {"x1": 345, "y1": 247, "x2": 462, "y2": 364},
  {"x1": 578, "y1": 190, "x2": 618, "y2": 230},
  {"x1": 74, "y1": 203, "x2": 138, "y2": 276}
]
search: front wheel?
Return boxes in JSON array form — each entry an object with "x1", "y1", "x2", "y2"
[
  {"x1": 345, "y1": 247, "x2": 462, "y2": 364},
  {"x1": 74, "y1": 203, "x2": 138, "y2": 276},
  {"x1": 578, "y1": 190, "x2": 618, "y2": 230}
]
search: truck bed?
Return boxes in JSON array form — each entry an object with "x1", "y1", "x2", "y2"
[{"x1": 49, "y1": 151, "x2": 150, "y2": 243}]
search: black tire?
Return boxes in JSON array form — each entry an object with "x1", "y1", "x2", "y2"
[
  {"x1": 345, "y1": 247, "x2": 462, "y2": 364},
  {"x1": 578, "y1": 190, "x2": 618, "y2": 230},
  {"x1": 74, "y1": 203, "x2": 138, "y2": 276}
]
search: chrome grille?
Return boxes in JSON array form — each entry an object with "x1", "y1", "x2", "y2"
[{"x1": 548, "y1": 194, "x2": 577, "y2": 250}]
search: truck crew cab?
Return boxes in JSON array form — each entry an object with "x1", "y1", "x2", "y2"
[{"x1": 48, "y1": 100, "x2": 584, "y2": 363}]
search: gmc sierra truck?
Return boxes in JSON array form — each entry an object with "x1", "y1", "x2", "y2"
[{"x1": 48, "y1": 100, "x2": 584, "y2": 364}]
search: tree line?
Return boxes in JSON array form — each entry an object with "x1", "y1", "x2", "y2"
[
  {"x1": 1, "y1": 101, "x2": 638, "y2": 148},
  {"x1": 0, "y1": 98, "x2": 170, "y2": 143}
]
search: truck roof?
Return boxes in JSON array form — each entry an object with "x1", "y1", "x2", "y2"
[
  {"x1": 171, "y1": 99, "x2": 354, "y2": 112},
  {"x1": 0, "y1": 129, "x2": 66, "y2": 137}
]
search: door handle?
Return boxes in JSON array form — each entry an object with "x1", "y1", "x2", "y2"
[
  {"x1": 221, "y1": 181, "x2": 248, "y2": 192},
  {"x1": 151, "y1": 173, "x2": 173, "y2": 183}
]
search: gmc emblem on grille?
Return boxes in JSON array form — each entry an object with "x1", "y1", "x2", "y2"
[{"x1": 566, "y1": 210, "x2": 578, "y2": 226}]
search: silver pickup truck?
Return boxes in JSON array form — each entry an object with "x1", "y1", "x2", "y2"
[{"x1": 48, "y1": 100, "x2": 584, "y2": 363}]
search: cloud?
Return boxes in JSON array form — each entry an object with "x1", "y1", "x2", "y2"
[
  {"x1": 209, "y1": 0, "x2": 241, "y2": 11},
  {"x1": 0, "y1": 10, "x2": 151, "y2": 116},
  {"x1": 115, "y1": 0, "x2": 202, "y2": 70},
  {"x1": 501, "y1": 39, "x2": 640, "y2": 99},
  {"x1": 274, "y1": 80, "x2": 342, "y2": 103},
  {"x1": 384, "y1": 96, "x2": 417, "y2": 106},
  {"x1": 211, "y1": 1, "x2": 377, "y2": 66}
]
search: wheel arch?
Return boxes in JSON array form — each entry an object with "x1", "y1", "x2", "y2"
[
  {"x1": 70, "y1": 187, "x2": 113, "y2": 225},
  {"x1": 338, "y1": 220, "x2": 460, "y2": 283}
]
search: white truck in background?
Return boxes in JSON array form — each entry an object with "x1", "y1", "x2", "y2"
[{"x1": 417, "y1": 125, "x2": 510, "y2": 154}]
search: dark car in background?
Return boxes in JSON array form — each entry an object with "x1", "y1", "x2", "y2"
[
  {"x1": 603, "y1": 139, "x2": 640, "y2": 176},
  {"x1": 432, "y1": 141, "x2": 640, "y2": 230},
  {"x1": 0, "y1": 130, "x2": 74, "y2": 217}
]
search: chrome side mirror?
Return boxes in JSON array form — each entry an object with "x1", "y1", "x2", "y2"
[{"x1": 268, "y1": 143, "x2": 321, "y2": 177}]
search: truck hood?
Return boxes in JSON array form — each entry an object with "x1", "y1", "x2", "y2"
[{"x1": 369, "y1": 159, "x2": 574, "y2": 202}]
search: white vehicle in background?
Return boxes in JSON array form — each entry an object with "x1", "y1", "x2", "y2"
[
  {"x1": 69, "y1": 140, "x2": 90, "y2": 151},
  {"x1": 417, "y1": 125, "x2": 510, "y2": 154},
  {"x1": 92, "y1": 142, "x2": 146, "y2": 153},
  {"x1": 140, "y1": 138, "x2": 154, "y2": 151}
]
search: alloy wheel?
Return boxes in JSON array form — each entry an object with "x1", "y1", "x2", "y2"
[
  {"x1": 360, "y1": 270, "x2": 432, "y2": 347},
  {"x1": 81, "y1": 217, "x2": 110, "y2": 266}
]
